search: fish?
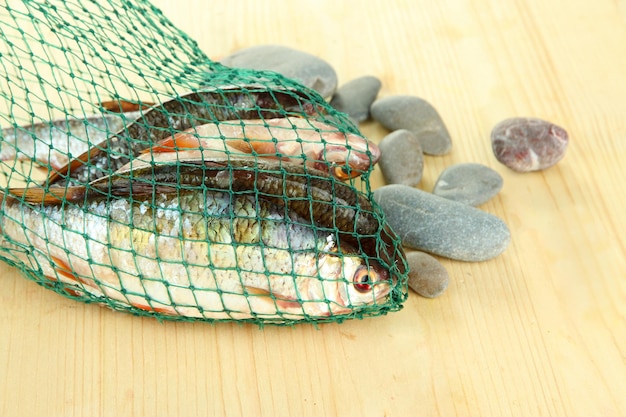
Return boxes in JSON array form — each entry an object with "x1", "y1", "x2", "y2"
[
  {"x1": 0, "y1": 161, "x2": 403, "y2": 322},
  {"x1": 137, "y1": 117, "x2": 380, "y2": 180},
  {"x1": 0, "y1": 111, "x2": 141, "y2": 170},
  {"x1": 46, "y1": 87, "x2": 326, "y2": 186},
  {"x1": 2, "y1": 92, "x2": 373, "y2": 182},
  {"x1": 16, "y1": 158, "x2": 406, "y2": 275}
]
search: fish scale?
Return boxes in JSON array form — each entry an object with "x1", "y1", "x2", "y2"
[
  {"x1": 0, "y1": 111, "x2": 142, "y2": 170},
  {"x1": 0, "y1": 185, "x2": 391, "y2": 321},
  {"x1": 48, "y1": 89, "x2": 324, "y2": 186},
  {"x1": 0, "y1": 0, "x2": 408, "y2": 325}
]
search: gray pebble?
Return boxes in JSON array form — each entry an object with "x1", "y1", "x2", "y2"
[
  {"x1": 373, "y1": 184, "x2": 510, "y2": 261},
  {"x1": 220, "y1": 45, "x2": 338, "y2": 98},
  {"x1": 433, "y1": 163, "x2": 503, "y2": 206},
  {"x1": 406, "y1": 251, "x2": 449, "y2": 298},
  {"x1": 370, "y1": 95, "x2": 452, "y2": 155},
  {"x1": 330, "y1": 76, "x2": 382, "y2": 122},
  {"x1": 378, "y1": 129, "x2": 424, "y2": 186}
]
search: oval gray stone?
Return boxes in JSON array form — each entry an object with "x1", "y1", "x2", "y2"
[
  {"x1": 330, "y1": 76, "x2": 382, "y2": 122},
  {"x1": 373, "y1": 184, "x2": 510, "y2": 261},
  {"x1": 433, "y1": 163, "x2": 503, "y2": 206},
  {"x1": 370, "y1": 95, "x2": 452, "y2": 155},
  {"x1": 378, "y1": 129, "x2": 423, "y2": 186},
  {"x1": 220, "y1": 45, "x2": 338, "y2": 98},
  {"x1": 406, "y1": 251, "x2": 449, "y2": 298}
]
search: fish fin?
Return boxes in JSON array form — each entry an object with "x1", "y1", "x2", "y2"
[
  {"x1": 42, "y1": 274, "x2": 83, "y2": 297},
  {"x1": 226, "y1": 139, "x2": 280, "y2": 156},
  {"x1": 99, "y1": 100, "x2": 155, "y2": 113},
  {"x1": 50, "y1": 255, "x2": 82, "y2": 284},
  {"x1": 51, "y1": 255, "x2": 98, "y2": 290},
  {"x1": 130, "y1": 301, "x2": 176, "y2": 315},
  {"x1": 244, "y1": 286, "x2": 302, "y2": 310},
  {"x1": 63, "y1": 287, "x2": 84, "y2": 298},
  {"x1": 224, "y1": 139, "x2": 253, "y2": 154},
  {"x1": 5, "y1": 185, "x2": 86, "y2": 205},
  {"x1": 142, "y1": 133, "x2": 202, "y2": 154},
  {"x1": 43, "y1": 274, "x2": 58, "y2": 283},
  {"x1": 276, "y1": 298, "x2": 303, "y2": 310}
]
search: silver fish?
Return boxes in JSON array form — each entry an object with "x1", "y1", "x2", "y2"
[
  {"x1": 47, "y1": 87, "x2": 326, "y2": 186},
  {"x1": 136, "y1": 117, "x2": 380, "y2": 180},
  {"x1": 0, "y1": 163, "x2": 397, "y2": 323},
  {"x1": 0, "y1": 111, "x2": 141, "y2": 170}
]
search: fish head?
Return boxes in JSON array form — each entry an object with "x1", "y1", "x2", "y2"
[
  {"x1": 307, "y1": 247, "x2": 392, "y2": 316},
  {"x1": 310, "y1": 137, "x2": 381, "y2": 180},
  {"x1": 337, "y1": 255, "x2": 391, "y2": 309},
  {"x1": 260, "y1": 117, "x2": 381, "y2": 180},
  {"x1": 237, "y1": 252, "x2": 392, "y2": 320}
]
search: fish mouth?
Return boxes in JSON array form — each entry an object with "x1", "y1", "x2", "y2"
[{"x1": 314, "y1": 140, "x2": 381, "y2": 179}]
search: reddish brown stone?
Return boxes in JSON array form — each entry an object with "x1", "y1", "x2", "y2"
[{"x1": 491, "y1": 118, "x2": 568, "y2": 172}]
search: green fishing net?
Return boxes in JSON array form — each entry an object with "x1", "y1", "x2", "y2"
[{"x1": 0, "y1": 0, "x2": 408, "y2": 325}]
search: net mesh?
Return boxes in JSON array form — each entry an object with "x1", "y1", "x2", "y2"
[{"x1": 0, "y1": 0, "x2": 408, "y2": 325}]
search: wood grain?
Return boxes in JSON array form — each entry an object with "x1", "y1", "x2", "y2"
[{"x1": 1, "y1": 1, "x2": 625, "y2": 416}]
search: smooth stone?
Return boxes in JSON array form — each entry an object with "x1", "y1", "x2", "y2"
[
  {"x1": 373, "y1": 184, "x2": 510, "y2": 262},
  {"x1": 406, "y1": 251, "x2": 449, "y2": 298},
  {"x1": 370, "y1": 95, "x2": 452, "y2": 155},
  {"x1": 378, "y1": 129, "x2": 424, "y2": 186},
  {"x1": 330, "y1": 76, "x2": 382, "y2": 122},
  {"x1": 432, "y1": 163, "x2": 503, "y2": 206},
  {"x1": 220, "y1": 45, "x2": 338, "y2": 98},
  {"x1": 491, "y1": 117, "x2": 569, "y2": 172}
]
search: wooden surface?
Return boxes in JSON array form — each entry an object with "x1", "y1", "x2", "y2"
[{"x1": 1, "y1": 1, "x2": 626, "y2": 416}]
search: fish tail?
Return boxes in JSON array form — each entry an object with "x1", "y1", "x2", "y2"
[
  {"x1": 0, "y1": 184, "x2": 86, "y2": 205},
  {"x1": 129, "y1": 301, "x2": 177, "y2": 316},
  {"x1": 98, "y1": 99, "x2": 155, "y2": 113}
]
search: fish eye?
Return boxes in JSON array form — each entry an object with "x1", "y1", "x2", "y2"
[
  {"x1": 332, "y1": 166, "x2": 350, "y2": 180},
  {"x1": 353, "y1": 266, "x2": 375, "y2": 293},
  {"x1": 333, "y1": 165, "x2": 359, "y2": 180}
]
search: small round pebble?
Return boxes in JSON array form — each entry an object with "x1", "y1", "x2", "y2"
[
  {"x1": 330, "y1": 76, "x2": 382, "y2": 123},
  {"x1": 432, "y1": 163, "x2": 503, "y2": 206},
  {"x1": 370, "y1": 95, "x2": 452, "y2": 155},
  {"x1": 373, "y1": 184, "x2": 510, "y2": 262},
  {"x1": 491, "y1": 117, "x2": 569, "y2": 172},
  {"x1": 220, "y1": 45, "x2": 338, "y2": 98},
  {"x1": 378, "y1": 129, "x2": 424, "y2": 186},
  {"x1": 406, "y1": 251, "x2": 449, "y2": 298}
]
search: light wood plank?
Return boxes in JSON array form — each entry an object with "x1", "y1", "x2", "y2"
[{"x1": 1, "y1": 0, "x2": 625, "y2": 416}]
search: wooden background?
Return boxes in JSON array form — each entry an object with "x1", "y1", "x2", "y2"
[{"x1": 1, "y1": 0, "x2": 626, "y2": 416}]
